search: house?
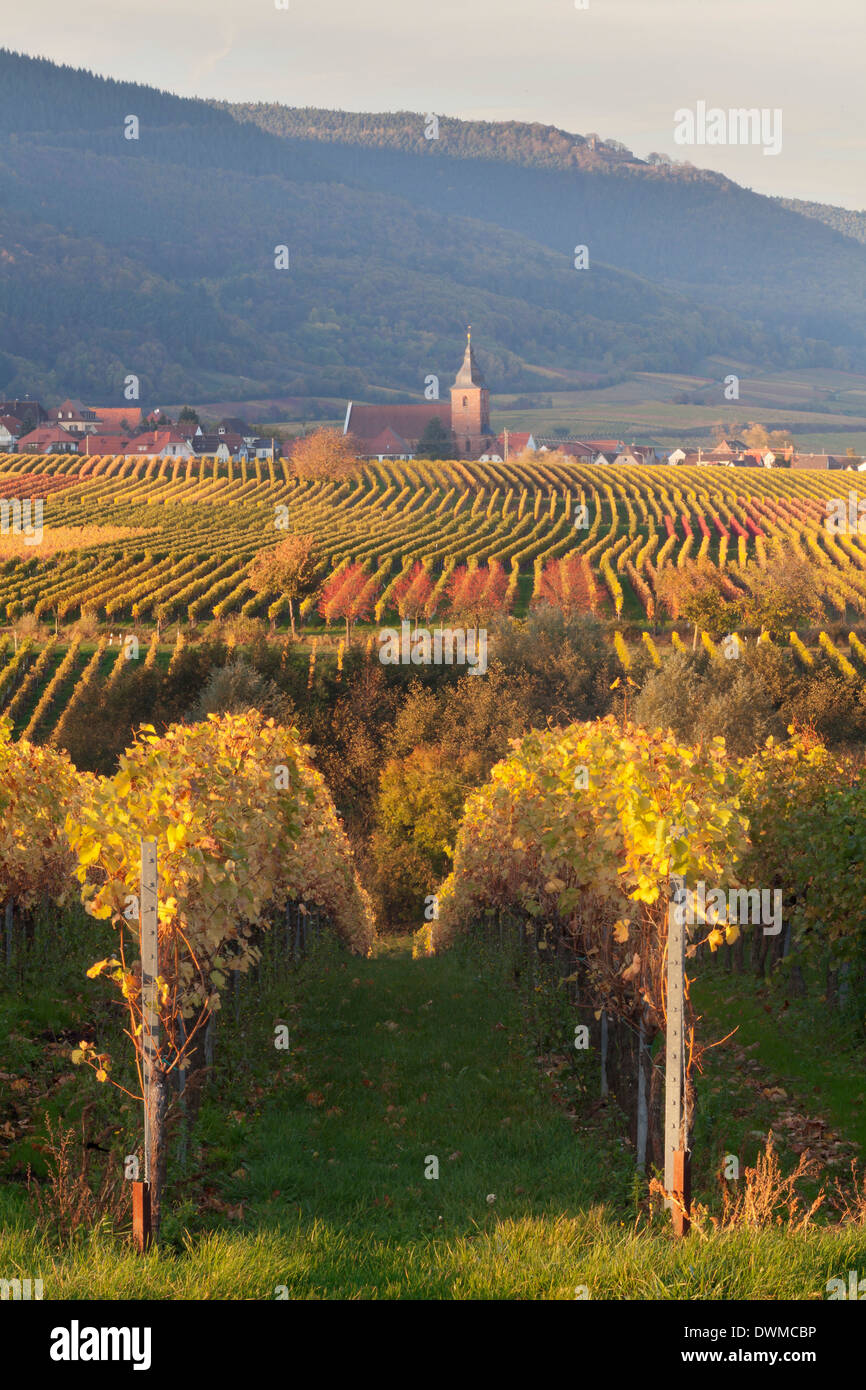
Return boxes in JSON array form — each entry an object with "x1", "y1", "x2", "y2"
[
  {"x1": 494, "y1": 431, "x2": 536, "y2": 459},
  {"x1": 52, "y1": 399, "x2": 99, "y2": 434},
  {"x1": 79, "y1": 434, "x2": 131, "y2": 456},
  {"x1": 357, "y1": 426, "x2": 415, "y2": 462},
  {"x1": 532, "y1": 438, "x2": 593, "y2": 460},
  {"x1": 192, "y1": 433, "x2": 237, "y2": 462},
  {"x1": 709, "y1": 437, "x2": 748, "y2": 459},
  {"x1": 667, "y1": 448, "x2": 687, "y2": 465},
  {"x1": 585, "y1": 439, "x2": 624, "y2": 456},
  {"x1": 0, "y1": 400, "x2": 48, "y2": 432},
  {"x1": 124, "y1": 430, "x2": 194, "y2": 459},
  {"x1": 592, "y1": 451, "x2": 618, "y2": 466},
  {"x1": 481, "y1": 431, "x2": 541, "y2": 462},
  {"x1": 791, "y1": 453, "x2": 833, "y2": 471},
  {"x1": 17, "y1": 425, "x2": 81, "y2": 453},
  {"x1": 0, "y1": 414, "x2": 23, "y2": 451},
  {"x1": 218, "y1": 417, "x2": 250, "y2": 437},
  {"x1": 610, "y1": 446, "x2": 659, "y2": 467},
  {"x1": 549, "y1": 440, "x2": 599, "y2": 461},
  {"x1": 237, "y1": 438, "x2": 276, "y2": 462}
]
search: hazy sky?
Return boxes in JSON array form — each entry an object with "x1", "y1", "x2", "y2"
[{"x1": 7, "y1": 0, "x2": 864, "y2": 209}]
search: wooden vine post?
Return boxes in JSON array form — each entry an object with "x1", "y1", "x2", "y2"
[
  {"x1": 133, "y1": 838, "x2": 160, "y2": 1252},
  {"x1": 665, "y1": 876, "x2": 691, "y2": 1235}
]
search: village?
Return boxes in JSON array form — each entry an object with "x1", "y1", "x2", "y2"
[{"x1": 1, "y1": 336, "x2": 863, "y2": 473}]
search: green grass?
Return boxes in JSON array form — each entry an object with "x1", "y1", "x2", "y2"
[
  {"x1": 693, "y1": 962, "x2": 866, "y2": 1158},
  {"x1": 2, "y1": 931, "x2": 865, "y2": 1298}
]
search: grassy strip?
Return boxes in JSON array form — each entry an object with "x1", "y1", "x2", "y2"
[
  {"x1": 693, "y1": 963, "x2": 866, "y2": 1160},
  {"x1": 2, "y1": 932, "x2": 865, "y2": 1297}
]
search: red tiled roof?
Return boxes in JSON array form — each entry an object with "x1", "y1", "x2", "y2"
[
  {"x1": 346, "y1": 402, "x2": 451, "y2": 442},
  {"x1": 497, "y1": 431, "x2": 533, "y2": 454},
  {"x1": 362, "y1": 426, "x2": 412, "y2": 455},
  {"x1": 92, "y1": 406, "x2": 142, "y2": 432},
  {"x1": 124, "y1": 429, "x2": 189, "y2": 453},
  {"x1": 17, "y1": 425, "x2": 79, "y2": 448},
  {"x1": 555, "y1": 441, "x2": 595, "y2": 459},
  {"x1": 79, "y1": 435, "x2": 130, "y2": 455}
]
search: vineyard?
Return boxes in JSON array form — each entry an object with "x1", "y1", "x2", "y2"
[
  {"x1": 3, "y1": 451, "x2": 866, "y2": 1310},
  {"x1": 2, "y1": 454, "x2": 866, "y2": 631}
]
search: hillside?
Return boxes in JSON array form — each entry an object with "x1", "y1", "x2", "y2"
[
  {"x1": 1, "y1": 49, "x2": 865, "y2": 405},
  {"x1": 774, "y1": 196, "x2": 866, "y2": 246}
]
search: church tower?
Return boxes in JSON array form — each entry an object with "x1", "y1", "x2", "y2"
[{"x1": 450, "y1": 328, "x2": 491, "y2": 458}]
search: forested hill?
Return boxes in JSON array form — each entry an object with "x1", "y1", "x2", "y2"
[
  {"x1": 213, "y1": 104, "x2": 699, "y2": 178},
  {"x1": 774, "y1": 197, "x2": 866, "y2": 247},
  {"x1": 1, "y1": 47, "x2": 865, "y2": 406}
]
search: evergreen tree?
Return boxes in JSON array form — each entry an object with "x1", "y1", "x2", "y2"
[{"x1": 415, "y1": 416, "x2": 454, "y2": 461}]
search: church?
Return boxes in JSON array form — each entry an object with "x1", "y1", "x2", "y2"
[{"x1": 342, "y1": 330, "x2": 496, "y2": 461}]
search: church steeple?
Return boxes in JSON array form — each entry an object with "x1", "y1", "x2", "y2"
[
  {"x1": 453, "y1": 326, "x2": 487, "y2": 389},
  {"x1": 451, "y1": 327, "x2": 491, "y2": 457}
]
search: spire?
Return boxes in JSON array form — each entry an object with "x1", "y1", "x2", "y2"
[{"x1": 453, "y1": 329, "x2": 486, "y2": 388}]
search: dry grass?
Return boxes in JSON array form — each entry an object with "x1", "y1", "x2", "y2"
[
  {"x1": 0, "y1": 525, "x2": 148, "y2": 558},
  {"x1": 26, "y1": 1106, "x2": 128, "y2": 1243},
  {"x1": 650, "y1": 1133, "x2": 831, "y2": 1237}
]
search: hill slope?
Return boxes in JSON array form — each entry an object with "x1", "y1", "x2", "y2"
[{"x1": 0, "y1": 49, "x2": 864, "y2": 404}]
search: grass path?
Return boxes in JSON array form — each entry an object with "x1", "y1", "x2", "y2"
[
  {"x1": 2, "y1": 934, "x2": 865, "y2": 1298},
  {"x1": 204, "y1": 933, "x2": 633, "y2": 1296}
]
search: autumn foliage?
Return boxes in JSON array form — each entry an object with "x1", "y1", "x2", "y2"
[
  {"x1": 290, "y1": 429, "x2": 360, "y2": 481},
  {"x1": 318, "y1": 563, "x2": 382, "y2": 641},
  {"x1": 248, "y1": 533, "x2": 318, "y2": 637},
  {"x1": 0, "y1": 715, "x2": 85, "y2": 909},
  {"x1": 392, "y1": 562, "x2": 437, "y2": 623},
  {"x1": 533, "y1": 554, "x2": 598, "y2": 616},
  {"x1": 422, "y1": 718, "x2": 749, "y2": 1060},
  {"x1": 446, "y1": 561, "x2": 510, "y2": 627}
]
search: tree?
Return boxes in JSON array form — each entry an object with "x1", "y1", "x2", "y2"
[
  {"x1": 743, "y1": 422, "x2": 769, "y2": 451},
  {"x1": 740, "y1": 557, "x2": 821, "y2": 638},
  {"x1": 655, "y1": 561, "x2": 741, "y2": 637},
  {"x1": 292, "y1": 429, "x2": 360, "y2": 481},
  {"x1": 248, "y1": 534, "x2": 318, "y2": 638},
  {"x1": 178, "y1": 406, "x2": 199, "y2": 425},
  {"x1": 447, "y1": 561, "x2": 509, "y2": 629},
  {"x1": 370, "y1": 746, "x2": 476, "y2": 925},
  {"x1": 318, "y1": 563, "x2": 381, "y2": 642},
  {"x1": 392, "y1": 562, "x2": 437, "y2": 627},
  {"x1": 533, "y1": 554, "x2": 597, "y2": 616},
  {"x1": 415, "y1": 416, "x2": 454, "y2": 461}
]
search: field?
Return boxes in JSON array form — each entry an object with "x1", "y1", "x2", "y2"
[
  {"x1": 2, "y1": 452, "x2": 866, "y2": 637},
  {"x1": 491, "y1": 366, "x2": 866, "y2": 452},
  {"x1": 2, "y1": 449, "x2": 866, "y2": 1320}
]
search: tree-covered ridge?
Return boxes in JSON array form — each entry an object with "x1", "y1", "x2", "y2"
[
  {"x1": 1, "y1": 47, "x2": 866, "y2": 401},
  {"x1": 774, "y1": 197, "x2": 866, "y2": 247},
  {"x1": 214, "y1": 103, "x2": 696, "y2": 178}
]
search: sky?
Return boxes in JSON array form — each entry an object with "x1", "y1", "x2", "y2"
[{"x1": 6, "y1": 0, "x2": 864, "y2": 209}]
